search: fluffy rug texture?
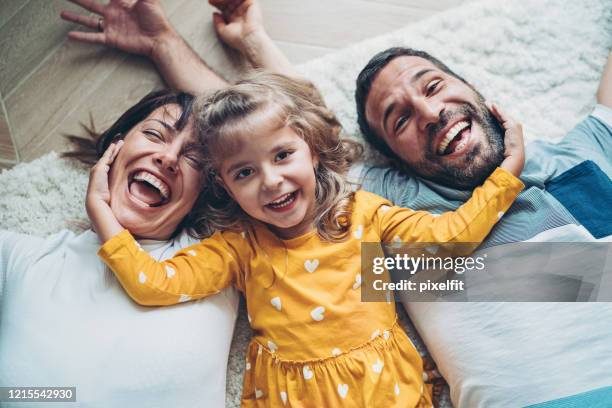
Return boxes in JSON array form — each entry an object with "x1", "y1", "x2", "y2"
[{"x1": 1, "y1": 0, "x2": 609, "y2": 406}]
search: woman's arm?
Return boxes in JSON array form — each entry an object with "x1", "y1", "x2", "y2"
[{"x1": 61, "y1": 0, "x2": 227, "y2": 94}]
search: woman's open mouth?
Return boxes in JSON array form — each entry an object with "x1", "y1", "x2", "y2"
[
  {"x1": 436, "y1": 120, "x2": 472, "y2": 156},
  {"x1": 128, "y1": 170, "x2": 172, "y2": 207},
  {"x1": 265, "y1": 191, "x2": 299, "y2": 212}
]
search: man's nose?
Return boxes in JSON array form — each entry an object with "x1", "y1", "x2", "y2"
[{"x1": 414, "y1": 98, "x2": 444, "y2": 132}]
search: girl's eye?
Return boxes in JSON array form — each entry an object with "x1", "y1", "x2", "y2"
[
  {"x1": 236, "y1": 168, "x2": 253, "y2": 180},
  {"x1": 276, "y1": 151, "x2": 292, "y2": 161},
  {"x1": 426, "y1": 80, "x2": 442, "y2": 96},
  {"x1": 143, "y1": 130, "x2": 163, "y2": 141}
]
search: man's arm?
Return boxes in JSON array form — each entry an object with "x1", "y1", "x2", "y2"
[
  {"x1": 210, "y1": 0, "x2": 297, "y2": 77},
  {"x1": 597, "y1": 52, "x2": 612, "y2": 109},
  {"x1": 61, "y1": 0, "x2": 227, "y2": 94}
]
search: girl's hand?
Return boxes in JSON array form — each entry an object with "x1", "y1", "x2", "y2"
[
  {"x1": 488, "y1": 102, "x2": 525, "y2": 178},
  {"x1": 209, "y1": 0, "x2": 265, "y2": 53}
]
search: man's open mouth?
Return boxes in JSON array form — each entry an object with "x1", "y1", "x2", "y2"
[
  {"x1": 265, "y1": 191, "x2": 298, "y2": 210},
  {"x1": 436, "y1": 119, "x2": 472, "y2": 156},
  {"x1": 128, "y1": 170, "x2": 171, "y2": 207}
]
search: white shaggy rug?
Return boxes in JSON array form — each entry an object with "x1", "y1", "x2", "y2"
[{"x1": 1, "y1": 0, "x2": 609, "y2": 406}]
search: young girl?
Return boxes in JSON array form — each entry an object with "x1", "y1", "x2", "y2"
[{"x1": 89, "y1": 72, "x2": 524, "y2": 407}]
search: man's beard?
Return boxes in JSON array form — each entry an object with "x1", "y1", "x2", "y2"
[{"x1": 410, "y1": 95, "x2": 505, "y2": 189}]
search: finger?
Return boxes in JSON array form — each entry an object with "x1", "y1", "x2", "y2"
[
  {"x1": 67, "y1": 0, "x2": 105, "y2": 15},
  {"x1": 212, "y1": 12, "x2": 227, "y2": 32},
  {"x1": 209, "y1": 0, "x2": 229, "y2": 13},
  {"x1": 488, "y1": 103, "x2": 512, "y2": 127},
  {"x1": 108, "y1": 140, "x2": 124, "y2": 163},
  {"x1": 67, "y1": 31, "x2": 107, "y2": 45},
  {"x1": 100, "y1": 143, "x2": 117, "y2": 164},
  {"x1": 60, "y1": 10, "x2": 100, "y2": 30}
]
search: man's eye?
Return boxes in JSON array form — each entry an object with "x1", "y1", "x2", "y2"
[
  {"x1": 426, "y1": 80, "x2": 441, "y2": 96},
  {"x1": 276, "y1": 151, "x2": 292, "y2": 161},
  {"x1": 394, "y1": 115, "x2": 408, "y2": 132},
  {"x1": 236, "y1": 168, "x2": 253, "y2": 180},
  {"x1": 143, "y1": 130, "x2": 163, "y2": 141}
]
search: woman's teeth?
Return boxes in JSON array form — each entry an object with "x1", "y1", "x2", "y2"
[
  {"x1": 267, "y1": 192, "x2": 296, "y2": 208},
  {"x1": 437, "y1": 120, "x2": 471, "y2": 155},
  {"x1": 132, "y1": 171, "x2": 170, "y2": 199}
]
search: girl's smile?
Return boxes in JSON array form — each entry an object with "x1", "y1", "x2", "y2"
[{"x1": 220, "y1": 125, "x2": 319, "y2": 239}]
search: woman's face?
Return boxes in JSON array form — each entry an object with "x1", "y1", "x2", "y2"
[{"x1": 107, "y1": 104, "x2": 203, "y2": 240}]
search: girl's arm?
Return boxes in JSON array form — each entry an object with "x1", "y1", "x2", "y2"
[
  {"x1": 86, "y1": 142, "x2": 240, "y2": 306},
  {"x1": 98, "y1": 230, "x2": 240, "y2": 306},
  {"x1": 377, "y1": 106, "x2": 525, "y2": 251}
]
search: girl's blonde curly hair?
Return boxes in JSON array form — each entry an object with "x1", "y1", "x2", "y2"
[{"x1": 196, "y1": 71, "x2": 363, "y2": 242}]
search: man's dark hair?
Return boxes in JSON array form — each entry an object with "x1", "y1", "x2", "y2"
[{"x1": 355, "y1": 47, "x2": 469, "y2": 159}]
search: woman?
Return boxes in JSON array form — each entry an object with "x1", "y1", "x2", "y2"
[{"x1": 0, "y1": 91, "x2": 238, "y2": 407}]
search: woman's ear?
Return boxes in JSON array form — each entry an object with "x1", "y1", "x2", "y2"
[{"x1": 312, "y1": 154, "x2": 319, "y2": 171}]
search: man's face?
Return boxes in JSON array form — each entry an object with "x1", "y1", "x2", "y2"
[{"x1": 365, "y1": 56, "x2": 505, "y2": 188}]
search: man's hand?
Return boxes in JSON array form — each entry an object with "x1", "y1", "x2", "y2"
[
  {"x1": 61, "y1": 0, "x2": 176, "y2": 59},
  {"x1": 488, "y1": 102, "x2": 525, "y2": 178},
  {"x1": 209, "y1": 0, "x2": 296, "y2": 77},
  {"x1": 210, "y1": 0, "x2": 264, "y2": 53}
]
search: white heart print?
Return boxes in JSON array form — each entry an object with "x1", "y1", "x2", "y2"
[
  {"x1": 310, "y1": 306, "x2": 325, "y2": 321},
  {"x1": 138, "y1": 271, "x2": 147, "y2": 284},
  {"x1": 352, "y1": 274, "x2": 362, "y2": 289},
  {"x1": 372, "y1": 359, "x2": 384, "y2": 373},
  {"x1": 270, "y1": 297, "x2": 282, "y2": 311},
  {"x1": 394, "y1": 383, "x2": 400, "y2": 396},
  {"x1": 280, "y1": 391, "x2": 287, "y2": 405},
  {"x1": 255, "y1": 389, "x2": 263, "y2": 399},
  {"x1": 303, "y1": 365, "x2": 313, "y2": 380},
  {"x1": 353, "y1": 224, "x2": 364, "y2": 239},
  {"x1": 165, "y1": 265, "x2": 175, "y2": 278},
  {"x1": 268, "y1": 340, "x2": 277, "y2": 353},
  {"x1": 187, "y1": 249, "x2": 196, "y2": 256},
  {"x1": 337, "y1": 383, "x2": 349, "y2": 399},
  {"x1": 304, "y1": 259, "x2": 319, "y2": 273},
  {"x1": 178, "y1": 294, "x2": 191, "y2": 302}
]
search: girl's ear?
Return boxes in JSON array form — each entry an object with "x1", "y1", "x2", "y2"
[{"x1": 312, "y1": 153, "x2": 320, "y2": 171}]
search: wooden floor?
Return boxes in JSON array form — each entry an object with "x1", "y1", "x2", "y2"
[{"x1": 0, "y1": 0, "x2": 473, "y2": 170}]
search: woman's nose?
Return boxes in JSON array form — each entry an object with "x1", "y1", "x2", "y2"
[{"x1": 154, "y1": 150, "x2": 179, "y2": 174}]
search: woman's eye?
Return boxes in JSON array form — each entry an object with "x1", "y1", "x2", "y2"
[
  {"x1": 143, "y1": 130, "x2": 163, "y2": 141},
  {"x1": 184, "y1": 155, "x2": 201, "y2": 169},
  {"x1": 426, "y1": 80, "x2": 441, "y2": 96},
  {"x1": 276, "y1": 151, "x2": 292, "y2": 161}
]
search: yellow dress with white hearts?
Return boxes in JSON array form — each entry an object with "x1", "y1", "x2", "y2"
[{"x1": 99, "y1": 167, "x2": 523, "y2": 407}]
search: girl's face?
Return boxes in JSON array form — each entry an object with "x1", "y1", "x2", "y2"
[{"x1": 220, "y1": 125, "x2": 319, "y2": 240}]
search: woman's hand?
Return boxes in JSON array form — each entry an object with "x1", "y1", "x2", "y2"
[
  {"x1": 86, "y1": 141, "x2": 125, "y2": 242},
  {"x1": 209, "y1": 0, "x2": 265, "y2": 53},
  {"x1": 488, "y1": 102, "x2": 525, "y2": 178},
  {"x1": 60, "y1": 0, "x2": 177, "y2": 59}
]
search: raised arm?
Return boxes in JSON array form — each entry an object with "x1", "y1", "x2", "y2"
[
  {"x1": 597, "y1": 52, "x2": 612, "y2": 109},
  {"x1": 61, "y1": 0, "x2": 227, "y2": 94},
  {"x1": 210, "y1": 0, "x2": 298, "y2": 77}
]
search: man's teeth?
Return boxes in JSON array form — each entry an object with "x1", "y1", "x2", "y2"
[
  {"x1": 437, "y1": 120, "x2": 470, "y2": 155},
  {"x1": 268, "y1": 192, "x2": 294, "y2": 208},
  {"x1": 133, "y1": 171, "x2": 170, "y2": 199}
]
